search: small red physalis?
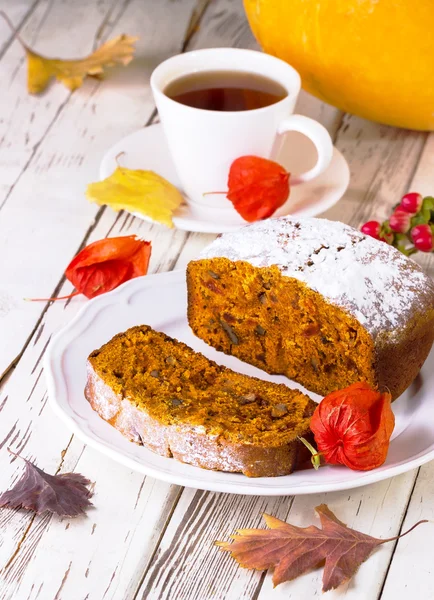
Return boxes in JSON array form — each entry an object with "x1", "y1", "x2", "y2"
[
  {"x1": 208, "y1": 155, "x2": 290, "y2": 222},
  {"x1": 305, "y1": 382, "x2": 395, "y2": 471},
  {"x1": 30, "y1": 235, "x2": 151, "y2": 301},
  {"x1": 227, "y1": 156, "x2": 290, "y2": 222},
  {"x1": 65, "y1": 235, "x2": 151, "y2": 298}
]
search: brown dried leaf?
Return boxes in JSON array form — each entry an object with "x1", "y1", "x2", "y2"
[
  {"x1": 26, "y1": 34, "x2": 137, "y2": 94},
  {"x1": 217, "y1": 504, "x2": 427, "y2": 592},
  {"x1": 0, "y1": 11, "x2": 137, "y2": 94},
  {"x1": 0, "y1": 454, "x2": 93, "y2": 517}
]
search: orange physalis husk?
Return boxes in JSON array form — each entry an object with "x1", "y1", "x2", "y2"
[
  {"x1": 65, "y1": 235, "x2": 151, "y2": 299},
  {"x1": 29, "y1": 236, "x2": 151, "y2": 301},
  {"x1": 310, "y1": 382, "x2": 395, "y2": 471},
  {"x1": 206, "y1": 155, "x2": 290, "y2": 222},
  {"x1": 227, "y1": 156, "x2": 290, "y2": 222}
]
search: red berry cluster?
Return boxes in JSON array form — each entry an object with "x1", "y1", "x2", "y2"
[{"x1": 361, "y1": 193, "x2": 434, "y2": 255}]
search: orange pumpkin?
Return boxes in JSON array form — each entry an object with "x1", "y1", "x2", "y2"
[{"x1": 244, "y1": 0, "x2": 434, "y2": 131}]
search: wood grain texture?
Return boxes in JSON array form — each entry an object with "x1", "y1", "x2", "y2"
[
  {"x1": 0, "y1": 1, "x2": 39, "y2": 58},
  {"x1": 402, "y1": 132, "x2": 434, "y2": 277},
  {"x1": 0, "y1": 0, "x2": 118, "y2": 377},
  {"x1": 0, "y1": 0, "x2": 202, "y2": 378},
  {"x1": 0, "y1": 284, "x2": 181, "y2": 600},
  {"x1": 138, "y1": 473, "x2": 417, "y2": 600},
  {"x1": 0, "y1": 2, "x2": 204, "y2": 599},
  {"x1": 380, "y1": 463, "x2": 434, "y2": 600},
  {"x1": 372, "y1": 131, "x2": 434, "y2": 599},
  {"x1": 139, "y1": 489, "x2": 291, "y2": 600},
  {"x1": 324, "y1": 115, "x2": 427, "y2": 228},
  {"x1": 256, "y1": 473, "x2": 418, "y2": 600},
  {"x1": 0, "y1": 0, "x2": 114, "y2": 212},
  {"x1": 0, "y1": 0, "x2": 433, "y2": 599}
]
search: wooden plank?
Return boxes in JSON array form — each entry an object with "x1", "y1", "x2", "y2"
[
  {"x1": 0, "y1": 0, "x2": 120, "y2": 376},
  {"x1": 1, "y1": 435, "x2": 182, "y2": 600},
  {"x1": 138, "y1": 473, "x2": 417, "y2": 600},
  {"x1": 0, "y1": 0, "x2": 115, "y2": 212},
  {"x1": 256, "y1": 473, "x2": 418, "y2": 600},
  {"x1": 139, "y1": 488, "x2": 291, "y2": 600},
  {"x1": 0, "y1": 265, "x2": 183, "y2": 600},
  {"x1": 0, "y1": 1, "x2": 207, "y2": 599},
  {"x1": 0, "y1": 0, "x2": 202, "y2": 378},
  {"x1": 365, "y1": 132, "x2": 434, "y2": 599},
  {"x1": 399, "y1": 132, "x2": 434, "y2": 277},
  {"x1": 0, "y1": 1, "x2": 39, "y2": 57},
  {"x1": 324, "y1": 115, "x2": 427, "y2": 228},
  {"x1": 1, "y1": 2, "x2": 431, "y2": 600},
  {"x1": 379, "y1": 463, "x2": 434, "y2": 600}
]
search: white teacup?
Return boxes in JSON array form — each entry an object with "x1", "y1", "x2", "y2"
[{"x1": 151, "y1": 48, "x2": 333, "y2": 211}]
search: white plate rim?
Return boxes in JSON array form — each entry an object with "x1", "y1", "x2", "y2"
[{"x1": 45, "y1": 271, "x2": 434, "y2": 495}]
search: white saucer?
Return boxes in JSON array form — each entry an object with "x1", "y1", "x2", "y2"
[
  {"x1": 100, "y1": 123, "x2": 350, "y2": 234},
  {"x1": 46, "y1": 270, "x2": 434, "y2": 496}
]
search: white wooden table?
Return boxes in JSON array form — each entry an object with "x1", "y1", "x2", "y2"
[{"x1": 1, "y1": 1, "x2": 433, "y2": 598}]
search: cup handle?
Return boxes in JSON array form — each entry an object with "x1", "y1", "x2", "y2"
[{"x1": 276, "y1": 114, "x2": 334, "y2": 185}]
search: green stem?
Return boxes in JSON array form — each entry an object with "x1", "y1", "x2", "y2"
[{"x1": 297, "y1": 436, "x2": 322, "y2": 470}]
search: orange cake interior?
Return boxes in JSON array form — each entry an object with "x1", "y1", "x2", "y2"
[
  {"x1": 187, "y1": 258, "x2": 377, "y2": 396},
  {"x1": 87, "y1": 325, "x2": 316, "y2": 447}
]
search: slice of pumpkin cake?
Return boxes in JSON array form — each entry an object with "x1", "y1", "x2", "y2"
[{"x1": 85, "y1": 325, "x2": 316, "y2": 477}]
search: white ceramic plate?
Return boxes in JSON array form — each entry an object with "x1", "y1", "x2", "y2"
[
  {"x1": 46, "y1": 271, "x2": 434, "y2": 495},
  {"x1": 99, "y1": 123, "x2": 350, "y2": 234}
]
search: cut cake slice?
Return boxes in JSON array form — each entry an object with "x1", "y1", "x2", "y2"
[{"x1": 85, "y1": 325, "x2": 316, "y2": 477}]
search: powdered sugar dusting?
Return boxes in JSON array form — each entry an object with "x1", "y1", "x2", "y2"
[{"x1": 200, "y1": 217, "x2": 434, "y2": 338}]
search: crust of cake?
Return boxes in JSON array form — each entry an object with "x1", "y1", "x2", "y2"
[
  {"x1": 197, "y1": 217, "x2": 434, "y2": 340},
  {"x1": 85, "y1": 365, "x2": 313, "y2": 477},
  {"x1": 84, "y1": 326, "x2": 316, "y2": 478},
  {"x1": 374, "y1": 311, "x2": 434, "y2": 398}
]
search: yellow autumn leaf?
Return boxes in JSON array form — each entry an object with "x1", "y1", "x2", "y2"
[
  {"x1": 0, "y1": 10, "x2": 137, "y2": 94},
  {"x1": 86, "y1": 166, "x2": 184, "y2": 228},
  {"x1": 26, "y1": 34, "x2": 138, "y2": 94}
]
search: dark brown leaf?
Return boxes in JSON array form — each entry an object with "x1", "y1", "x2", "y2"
[
  {"x1": 0, "y1": 454, "x2": 93, "y2": 517},
  {"x1": 217, "y1": 504, "x2": 428, "y2": 592}
]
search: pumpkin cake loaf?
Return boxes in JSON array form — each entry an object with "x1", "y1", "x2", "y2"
[
  {"x1": 187, "y1": 217, "x2": 434, "y2": 400},
  {"x1": 85, "y1": 325, "x2": 316, "y2": 477}
]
